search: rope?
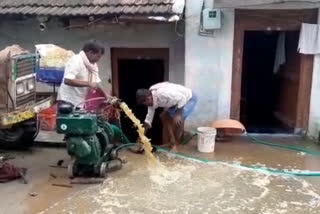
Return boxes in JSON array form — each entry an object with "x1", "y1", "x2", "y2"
[{"x1": 74, "y1": 97, "x2": 107, "y2": 110}]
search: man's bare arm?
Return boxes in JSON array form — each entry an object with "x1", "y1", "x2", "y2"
[{"x1": 64, "y1": 78, "x2": 96, "y2": 88}]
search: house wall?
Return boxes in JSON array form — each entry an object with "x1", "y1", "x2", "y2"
[
  {"x1": 185, "y1": 0, "x2": 235, "y2": 128},
  {"x1": 0, "y1": 18, "x2": 185, "y2": 93},
  {"x1": 185, "y1": 0, "x2": 320, "y2": 136},
  {"x1": 308, "y1": 10, "x2": 320, "y2": 140}
]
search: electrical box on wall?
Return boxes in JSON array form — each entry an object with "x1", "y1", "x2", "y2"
[{"x1": 202, "y1": 8, "x2": 221, "y2": 30}]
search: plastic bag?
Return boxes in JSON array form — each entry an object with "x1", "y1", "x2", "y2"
[
  {"x1": 35, "y1": 44, "x2": 74, "y2": 85},
  {"x1": 35, "y1": 44, "x2": 74, "y2": 69}
]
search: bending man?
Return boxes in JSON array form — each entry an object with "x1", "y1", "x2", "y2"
[{"x1": 136, "y1": 82, "x2": 197, "y2": 151}]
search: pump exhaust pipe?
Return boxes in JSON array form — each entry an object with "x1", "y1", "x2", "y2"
[
  {"x1": 37, "y1": 16, "x2": 49, "y2": 32},
  {"x1": 39, "y1": 23, "x2": 46, "y2": 31}
]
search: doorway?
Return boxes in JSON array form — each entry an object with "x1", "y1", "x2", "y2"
[
  {"x1": 241, "y1": 31, "x2": 300, "y2": 133},
  {"x1": 111, "y1": 48, "x2": 169, "y2": 144},
  {"x1": 231, "y1": 9, "x2": 317, "y2": 134}
]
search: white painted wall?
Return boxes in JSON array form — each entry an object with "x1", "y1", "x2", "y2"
[
  {"x1": 0, "y1": 18, "x2": 185, "y2": 93},
  {"x1": 185, "y1": 0, "x2": 320, "y2": 136},
  {"x1": 307, "y1": 10, "x2": 320, "y2": 140},
  {"x1": 185, "y1": 0, "x2": 235, "y2": 129}
]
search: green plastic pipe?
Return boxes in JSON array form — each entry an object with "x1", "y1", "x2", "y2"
[
  {"x1": 246, "y1": 134, "x2": 320, "y2": 156},
  {"x1": 182, "y1": 132, "x2": 320, "y2": 157},
  {"x1": 156, "y1": 147, "x2": 320, "y2": 177},
  {"x1": 114, "y1": 142, "x2": 320, "y2": 177},
  {"x1": 115, "y1": 143, "x2": 137, "y2": 151},
  {"x1": 113, "y1": 128, "x2": 320, "y2": 177}
]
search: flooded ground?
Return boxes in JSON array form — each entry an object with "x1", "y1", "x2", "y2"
[
  {"x1": 40, "y1": 136, "x2": 320, "y2": 214},
  {"x1": 2, "y1": 135, "x2": 320, "y2": 214},
  {"x1": 0, "y1": 148, "x2": 88, "y2": 214}
]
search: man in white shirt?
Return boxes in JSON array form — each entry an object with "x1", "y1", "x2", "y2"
[
  {"x1": 136, "y1": 82, "x2": 198, "y2": 151},
  {"x1": 57, "y1": 40, "x2": 108, "y2": 109}
]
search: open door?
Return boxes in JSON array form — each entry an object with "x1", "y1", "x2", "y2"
[
  {"x1": 232, "y1": 9, "x2": 317, "y2": 133},
  {"x1": 111, "y1": 48, "x2": 169, "y2": 144}
]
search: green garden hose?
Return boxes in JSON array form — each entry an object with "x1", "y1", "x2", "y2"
[
  {"x1": 246, "y1": 134, "x2": 320, "y2": 156},
  {"x1": 182, "y1": 131, "x2": 320, "y2": 157},
  {"x1": 156, "y1": 147, "x2": 320, "y2": 177},
  {"x1": 182, "y1": 132, "x2": 198, "y2": 145},
  {"x1": 114, "y1": 128, "x2": 320, "y2": 177},
  {"x1": 114, "y1": 142, "x2": 320, "y2": 177},
  {"x1": 115, "y1": 143, "x2": 137, "y2": 151}
]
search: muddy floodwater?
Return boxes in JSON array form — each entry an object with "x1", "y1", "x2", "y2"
[
  {"x1": 2, "y1": 136, "x2": 320, "y2": 214},
  {"x1": 39, "y1": 149, "x2": 320, "y2": 214}
]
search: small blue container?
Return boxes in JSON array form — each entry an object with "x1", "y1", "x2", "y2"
[{"x1": 37, "y1": 68, "x2": 64, "y2": 85}]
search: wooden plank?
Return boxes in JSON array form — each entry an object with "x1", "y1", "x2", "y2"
[
  {"x1": 274, "y1": 31, "x2": 300, "y2": 128},
  {"x1": 111, "y1": 49, "x2": 120, "y2": 97},
  {"x1": 235, "y1": 9, "x2": 317, "y2": 31},
  {"x1": 296, "y1": 54, "x2": 314, "y2": 130},
  {"x1": 231, "y1": 12, "x2": 244, "y2": 119}
]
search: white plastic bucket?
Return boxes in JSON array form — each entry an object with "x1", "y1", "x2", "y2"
[{"x1": 197, "y1": 127, "x2": 217, "y2": 153}]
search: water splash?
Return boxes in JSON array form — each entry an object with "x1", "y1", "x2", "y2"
[{"x1": 120, "y1": 102, "x2": 158, "y2": 166}]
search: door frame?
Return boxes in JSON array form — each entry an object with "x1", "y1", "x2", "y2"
[
  {"x1": 111, "y1": 48, "x2": 169, "y2": 97},
  {"x1": 231, "y1": 9, "x2": 318, "y2": 131}
]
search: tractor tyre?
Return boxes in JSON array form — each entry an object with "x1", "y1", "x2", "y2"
[{"x1": 0, "y1": 119, "x2": 39, "y2": 149}]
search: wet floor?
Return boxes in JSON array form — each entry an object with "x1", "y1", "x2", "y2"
[
  {"x1": 2, "y1": 135, "x2": 320, "y2": 214},
  {"x1": 38, "y1": 136, "x2": 320, "y2": 214},
  {"x1": 180, "y1": 135, "x2": 320, "y2": 172},
  {"x1": 0, "y1": 148, "x2": 87, "y2": 214}
]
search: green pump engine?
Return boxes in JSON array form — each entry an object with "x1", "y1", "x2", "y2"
[{"x1": 56, "y1": 103, "x2": 129, "y2": 178}]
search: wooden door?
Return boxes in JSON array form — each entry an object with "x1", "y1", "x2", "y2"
[{"x1": 231, "y1": 9, "x2": 317, "y2": 131}]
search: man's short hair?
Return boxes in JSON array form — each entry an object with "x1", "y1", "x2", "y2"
[
  {"x1": 136, "y1": 89, "x2": 151, "y2": 104},
  {"x1": 82, "y1": 39, "x2": 105, "y2": 54}
]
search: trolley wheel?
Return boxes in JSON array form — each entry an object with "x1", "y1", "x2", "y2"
[
  {"x1": 100, "y1": 162, "x2": 107, "y2": 178},
  {"x1": 110, "y1": 149, "x2": 118, "y2": 160},
  {"x1": 68, "y1": 158, "x2": 75, "y2": 178}
]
